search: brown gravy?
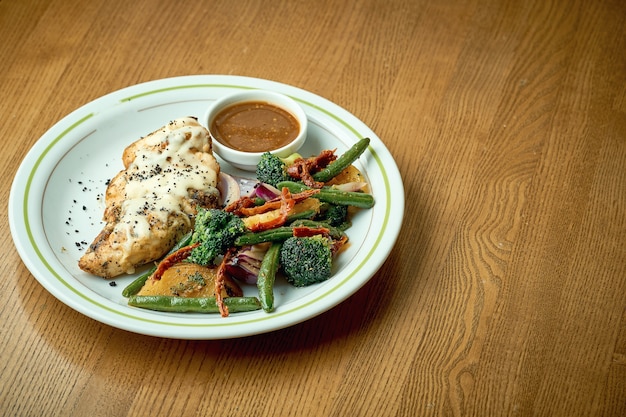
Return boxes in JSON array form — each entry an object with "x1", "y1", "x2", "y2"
[{"x1": 211, "y1": 101, "x2": 300, "y2": 152}]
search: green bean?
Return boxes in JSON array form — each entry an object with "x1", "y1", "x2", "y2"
[
  {"x1": 235, "y1": 226, "x2": 295, "y2": 246},
  {"x1": 172, "y1": 231, "x2": 194, "y2": 251},
  {"x1": 286, "y1": 208, "x2": 317, "y2": 222},
  {"x1": 234, "y1": 218, "x2": 345, "y2": 246},
  {"x1": 312, "y1": 137, "x2": 370, "y2": 183},
  {"x1": 289, "y1": 219, "x2": 346, "y2": 240},
  {"x1": 277, "y1": 181, "x2": 375, "y2": 209},
  {"x1": 121, "y1": 266, "x2": 157, "y2": 297},
  {"x1": 127, "y1": 295, "x2": 262, "y2": 313},
  {"x1": 121, "y1": 231, "x2": 193, "y2": 297},
  {"x1": 257, "y1": 242, "x2": 282, "y2": 312}
]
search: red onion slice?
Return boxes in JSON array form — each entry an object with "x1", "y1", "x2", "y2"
[{"x1": 217, "y1": 172, "x2": 241, "y2": 207}]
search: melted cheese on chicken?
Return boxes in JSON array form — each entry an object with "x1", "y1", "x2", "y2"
[{"x1": 78, "y1": 117, "x2": 220, "y2": 278}]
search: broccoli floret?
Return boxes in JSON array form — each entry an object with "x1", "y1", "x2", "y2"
[
  {"x1": 188, "y1": 208, "x2": 246, "y2": 265},
  {"x1": 279, "y1": 235, "x2": 333, "y2": 287},
  {"x1": 256, "y1": 152, "x2": 301, "y2": 187},
  {"x1": 318, "y1": 203, "x2": 350, "y2": 230}
]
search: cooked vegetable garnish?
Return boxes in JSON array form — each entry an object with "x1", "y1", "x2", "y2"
[
  {"x1": 256, "y1": 152, "x2": 301, "y2": 187},
  {"x1": 122, "y1": 266, "x2": 156, "y2": 298},
  {"x1": 280, "y1": 235, "x2": 333, "y2": 287},
  {"x1": 234, "y1": 220, "x2": 344, "y2": 246},
  {"x1": 124, "y1": 140, "x2": 374, "y2": 317},
  {"x1": 316, "y1": 204, "x2": 350, "y2": 229},
  {"x1": 188, "y1": 208, "x2": 246, "y2": 266},
  {"x1": 235, "y1": 226, "x2": 297, "y2": 246},
  {"x1": 289, "y1": 219, "x2": 346, "y2": 240},
  {"x1": 224, "y1": 244, "x2": 270, "y2": 284},
  {"x1": 312, "y1": 137, "x2": 370, "y2": 183},
  {"x1": 257, "y1": 242, "x2": 282, "y2": 312},
  {"x1": 127, "y1": 295, "x2": 262, "y2": 313},
  {"x1": 277, "y1": 181, "x2": 375, "y2": 208}
]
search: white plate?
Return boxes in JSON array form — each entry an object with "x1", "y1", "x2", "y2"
[{"x1": 9, "y1": 75, "x2": 404, "y2": 339}]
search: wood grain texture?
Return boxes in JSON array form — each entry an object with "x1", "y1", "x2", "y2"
[{"x1": 1, "y1": 0, "x2": 624, "y2": 416}]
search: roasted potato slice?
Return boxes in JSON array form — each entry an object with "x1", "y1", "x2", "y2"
[{"x1": 137, "y1": 262, "x2": 243, "y2": 298}]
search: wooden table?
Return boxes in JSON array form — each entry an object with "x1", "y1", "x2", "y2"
[{"x1": 2, "y1": 0, "x2": 625, "y2": 415}]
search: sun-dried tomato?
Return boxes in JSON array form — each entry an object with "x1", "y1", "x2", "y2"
[
  {"x1": 286, "y1": 150, "x2": 337, "y2": 188},
  {"x1": 151, "y1": 243, "x2": 200, "y2": 281},
  {"x1": 292, "y1": 226, "x2": 330, "y2": 238}
]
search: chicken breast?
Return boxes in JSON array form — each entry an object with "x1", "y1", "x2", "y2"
[{"x1": 79, "y1": 117, "x2": 221, "y2": 278}]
